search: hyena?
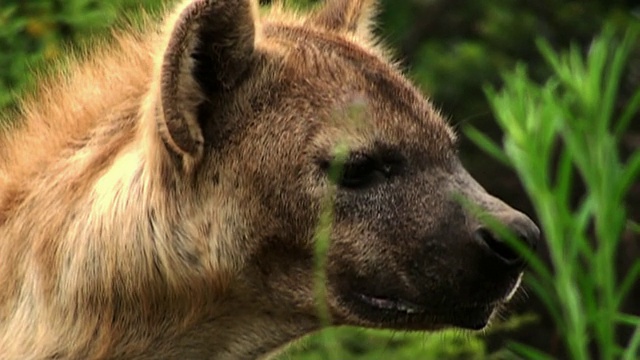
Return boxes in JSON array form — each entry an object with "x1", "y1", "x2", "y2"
[{"x1": 0, "y1": 0, "x2": 539, "y2": 358}]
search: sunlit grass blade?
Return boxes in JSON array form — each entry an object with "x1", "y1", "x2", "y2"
[
  {"x1": 507, "y1": 342, "x2": 555, "y2": 360},
  {"x1": 615, "y1": 314, "x2": 640, "y2": 327},
  {"x1": 615, "y1": 89, "x2": 640, "y2": 137},
  {"x1": 312, "y1": 142, "x2": 350, "y2": 359},
  {"x1": 617, "y1": 152, "x2": 640, "y2": 201},
  {"x1": 623, "y1": 324, "x2": 640, "y2": 360},
  {"x1": 615, "y1": 262, "x2": 640, "y2": 309},
  {"x1": 600, "y1": 27, "x2": 639, "y2": 134},
  {"x1": 463, "y1": 125, "x2": 512, "y2": 166},
  {"x1": 523, "y1": 275, "x2": 563, "y2": 331}
]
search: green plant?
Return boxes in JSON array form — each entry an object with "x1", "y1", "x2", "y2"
[
  {"x1": 281, "y1": 327, "x2": 489, "y2": 360},
  {"x1": 466, "y1": 24, "x2": 640, "y2": 359}
]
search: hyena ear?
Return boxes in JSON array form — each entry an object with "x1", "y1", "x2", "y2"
[
  {"x1": 311, "y1": 0, "x2": 378, "y2": 35},
  {"x1": 157, "y1": 0, "x2": 259, "y2": 168}
]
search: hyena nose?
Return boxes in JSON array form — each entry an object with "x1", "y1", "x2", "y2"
[{"x1": 474, "y1": 213, "x2": 540, "y2": 267}]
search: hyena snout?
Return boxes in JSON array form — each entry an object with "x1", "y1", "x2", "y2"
[
  {"x1": 453, "y1": 163, "x2": 540, "y2": 268},
  {"x1": 473, "y1": 210, "x2": 540, "y2": 267}
]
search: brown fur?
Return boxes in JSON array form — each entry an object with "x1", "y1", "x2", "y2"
[{"x1": 0, "y1": 1, "x2": 539, "y2": 358}]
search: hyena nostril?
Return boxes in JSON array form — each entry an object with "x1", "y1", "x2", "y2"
[
  {"x1": 474, "y1": 227, "x2": 524, "y2": 266},
  {"x1": 506, "y1": 214, "x2": 540, "y2": 253},
  {"x1": 473, "y1": 208, "x2": 540, "y2": 267}
]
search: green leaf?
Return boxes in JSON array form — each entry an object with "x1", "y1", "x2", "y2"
[
  {"x1": 616, "y1": 261, "x2": 640, "y2": 309},
  {"x1": 553, "y1": 149, "x2": 574, "y2": 211},
  {"x1": 615, "y1": 88, "x2": 640, "y2": 137},
  {"x1": 618, "y1": 152, "x2": 640, "y2": 201},
  {"x1": 623, "y1": 324, "x2": 640, "y2": 360},
  {"x1": 601, "y1": 26, "x2": 638, "y2": 135},
  {"x1": 463, "y1": 125, "x2": 512, "y2": 166},
  {"x1": 507, "y1": 342, "x2": 555, "y2": 360}
]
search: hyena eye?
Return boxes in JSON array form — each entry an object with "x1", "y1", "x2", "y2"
[{"x1": 323, "y1": 153, "x2": 389, "y2": 189}]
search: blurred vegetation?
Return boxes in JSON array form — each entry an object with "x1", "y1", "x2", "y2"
[
  {"x1": 280, "y1": 315, "x2": 538, "y2": 359},
  {"x1": 1, "y1": 0, "x2": 638, "y2": 121},
  {"x1": 0, "y1": 0, "x2": 164, "y2": 111},
  {"x1": 377, "y1": 0, "x2": 638, "y2": 127},
  {"x1": 471, "y1": 26, "x2": 640, "y2": 359},
  {"x1": 1, "y1": 0, "x2": 639, "y2": 358},
  {"x1": 281, "y1": 327, "x2": 488, "y2": 360}
]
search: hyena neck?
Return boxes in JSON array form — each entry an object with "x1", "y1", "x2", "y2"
[
  {"x1": 0, "y1": 130, "x2": 242, "y2": 357},
  {"x1": 151, "y1": 308, "x2": 318, "y2": 359},
  {"x1": 0, "y1": 95, "x2": 310, "y2": 358}
]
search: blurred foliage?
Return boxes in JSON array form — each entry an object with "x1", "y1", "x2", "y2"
[
  {"x1": 376, "y1": 0, "x2": 638, "y2": 132},
  {"x1": 0, "y1": 0, "x2": 164, "y2": 111},
  {"x1": 280, "y1": 327, "x2": 488, "y2": 360},
  {"x1": 2, "y1": 0, "x2": 638, "y2": 127},
  {"x1": 279, "y1": 314, "x2": 538, "y2": 359},
  {"x1": 471, "y1": 26, "x2": 640, "y2": 359}
]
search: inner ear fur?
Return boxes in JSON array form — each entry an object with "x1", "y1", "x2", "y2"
[
  {"x1": 310, "y1": 0, "x2": 378, "y2": 35},
  {"x1": 158, "y1": 0, "x2": 259, "y2": 168}
]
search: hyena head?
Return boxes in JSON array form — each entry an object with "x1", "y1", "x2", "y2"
[{"x1": 152, "y1": 0, "x2": 539, "y2": 341}]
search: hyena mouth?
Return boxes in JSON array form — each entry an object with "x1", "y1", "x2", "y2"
[
  {"x1": 348, "y1": 290, "x2": 499, "y2": 330},
  {"x1": 356, "y1": 293, "x2": 426, "y2": 314},
  {"x1": 340, "y1": 274, "x2": 525, "y2": 331}
]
